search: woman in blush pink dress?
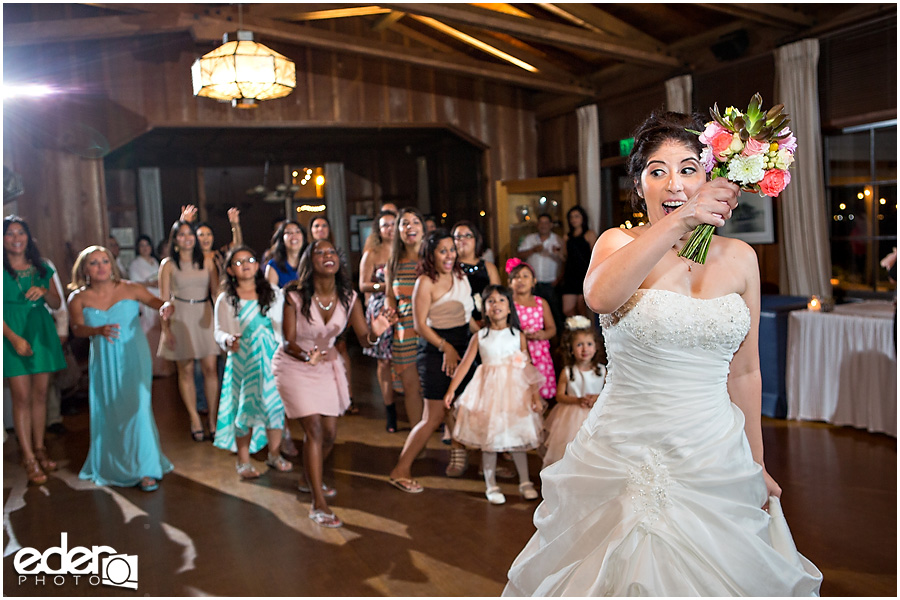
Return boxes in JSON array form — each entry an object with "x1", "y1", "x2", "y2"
[{"x1": 271, "y1": 239, "x2": 394, "y2": 529}]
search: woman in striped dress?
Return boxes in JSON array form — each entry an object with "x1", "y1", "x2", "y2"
[
  {"x1": 385, "y1": 208, "x2": 425, "y2": 428},
  {"x1": 213, "y1": 246, "x2": 291, "y2": 479}
]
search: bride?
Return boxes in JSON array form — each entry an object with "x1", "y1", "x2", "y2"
[{"x1": 504, "y1": 111, "x2": 822, "y2": 596}]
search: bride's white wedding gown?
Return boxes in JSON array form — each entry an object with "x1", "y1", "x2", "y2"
[{"x1": 504, "y1": 289, "x2": 822, "y2": 596}]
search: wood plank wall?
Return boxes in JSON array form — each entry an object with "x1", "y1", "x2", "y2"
[{"x1": 3, "y1": 22, "x2": 538, "y2": 287}]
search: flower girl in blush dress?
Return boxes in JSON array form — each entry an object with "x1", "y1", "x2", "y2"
[
  {"x1": 444, "y1": 285, "x2": 544, "y2": 505},
  {"x1": 541, "y1": 316, "x2": 606, "y2": 469}
]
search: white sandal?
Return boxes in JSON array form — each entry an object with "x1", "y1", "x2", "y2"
[
  {"x1": 236, "y1": 462, "x2": 260, "y2": 480},
  {"x1": 298, "y1": 481, "x2": 337, "y2": 498},
  {"x1": 266, "y1": 453, "x2": 294, "y2": 472},
  {"x1": 519, "y1": 481, "x2": 539, "y2": 501},
  {"x1": 309, "y1": 509, "x2": 342, "y2": 528}
]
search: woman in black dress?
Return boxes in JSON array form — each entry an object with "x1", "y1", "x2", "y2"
[{"x1": 561, "y1": 206, "x2": 597, "y2": 318}]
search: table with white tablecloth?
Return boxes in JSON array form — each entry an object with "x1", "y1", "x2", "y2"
[{"x1": 786, "y1": 301, "x2": 897, "y2": 437}]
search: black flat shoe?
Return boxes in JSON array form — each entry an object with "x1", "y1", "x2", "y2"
[{"x1": 191, "y1": 429, "x2": 205, "y2": 442}]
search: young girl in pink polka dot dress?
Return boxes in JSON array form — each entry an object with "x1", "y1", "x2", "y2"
[{"x1": 507, "y1": 259, "x2": 557, "y2": 400}]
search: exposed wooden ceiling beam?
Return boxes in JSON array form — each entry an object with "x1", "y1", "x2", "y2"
[
  {"x1": 189, "y1": 14, "x2": 598, "y2": 97},
  {"x1": 371, "y1": 10, "x2": 406, "y2": 32},
  {"x1": 452, "y1": 24, "x2": 584, "y2": 81},
  {"x1": 696, "y1": 4, "x2": 814, "y2": 28},
  {"x1": 408, "y1": 14, "x2": 539, "y2": 72},
  {"x1": 383, "y1": 20, "x2": 458, "y2": 53},
  {"x1": 471, "y1": 3, "x2": 534, "y2": 19},
  {"x1": 537, "y1": 3, "x2": 665, "y2": 50},
  {"x1": 789, "y1": 4, "x2": 896, "y2": 40},
  {"x1": 380, "y1": 3, "x2": 682, "y2": 68},
  {"x1": 277, "y1": 6, "x2": 392, "y2": 21},
  {"x1": 3, "y1": 11, "x2": 193, "y2": 46}
]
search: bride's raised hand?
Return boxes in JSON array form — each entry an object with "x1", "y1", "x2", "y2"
[{"x1": 674, "y1": 178, "x2": 741, "y2": 232}]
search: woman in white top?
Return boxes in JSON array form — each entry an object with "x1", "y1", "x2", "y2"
[{"x1": 129, "y1": 235, "x2": 173, "y2": 377}]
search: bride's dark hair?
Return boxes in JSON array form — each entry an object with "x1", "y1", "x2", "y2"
[{"x1": 626, "y1": 110, "x2": 706, "y2": 211}]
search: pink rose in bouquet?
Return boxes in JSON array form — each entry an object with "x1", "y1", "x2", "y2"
[
  {"x1": 741, "y1": 137, "x2": 768, "y2": 158},
  {"x1": 758, "y1": 168, "x2": 791, "y2": 197},
  {"x1": 708, "y1": 129, "x2": 739, "y2": 161}
]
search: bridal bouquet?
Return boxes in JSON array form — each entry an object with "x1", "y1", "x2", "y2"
[{"x1": 679, "y1": 93, "x2": 795, "y2": 263}]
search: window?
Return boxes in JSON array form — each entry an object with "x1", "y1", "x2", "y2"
[{"x1": 825, "y1": 121, "x2": 897, "y2": 292}]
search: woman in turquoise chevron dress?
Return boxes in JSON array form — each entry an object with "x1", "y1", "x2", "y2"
[
  {"x1": 67, "y1": 245, "x2": 174, "y2": 492},
  {"x1": 213, "y1": 246, "x2": 292, "y2": 479}
]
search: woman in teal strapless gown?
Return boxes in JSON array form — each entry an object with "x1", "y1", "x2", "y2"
[{"x1": 67, "y1": 245, "x2": 175, "y2": 492}]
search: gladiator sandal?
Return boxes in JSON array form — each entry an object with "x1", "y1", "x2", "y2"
[
  {"x1": 33, "y1": 447, "x2": 57, "y2": 472},
  {"x1": 445, "y1": 448, "x2": 468, "y2": 478},
  {"x1": 23, "y1": 458, "x2": 47, "y2": 485}
]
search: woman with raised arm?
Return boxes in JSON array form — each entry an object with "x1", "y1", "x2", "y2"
[
  {"x1": 504, "y1": 111, "x2": 821, "y2": 596},
  {"x1": 157, "y1": 220, "x2": 220, "y2": 442}
]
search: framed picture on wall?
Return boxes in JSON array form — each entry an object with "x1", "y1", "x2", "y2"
[
  {"x1": 718, "y1": 191, "x2": 775, "y2": 244},
  {"x1": 357, "y1": 219, "x2": 374, "y2": 247}
]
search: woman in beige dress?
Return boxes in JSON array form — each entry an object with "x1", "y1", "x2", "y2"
[{"x1": 158, "y1": 220, "x2": 220, "y2": 441}]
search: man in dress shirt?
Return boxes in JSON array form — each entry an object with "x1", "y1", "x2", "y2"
[{"x1": 517, "y1": 213, "x2": 564, "y2": 334}]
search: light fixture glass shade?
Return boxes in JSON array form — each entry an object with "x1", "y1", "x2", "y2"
[{"x1": 191, "y1": 31, "x2": 296, "y2": 106}]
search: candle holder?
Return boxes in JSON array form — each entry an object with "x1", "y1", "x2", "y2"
[{"x1": 807, "y1": 295, "x2": 821, "y2": 311}]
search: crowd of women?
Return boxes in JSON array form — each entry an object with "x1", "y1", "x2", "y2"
[
  {"x1": 3, "y1": 197, "x2": 604, "y2": 526},
  {"x1": 5, "y1": 111, "x2": 823, "y2": 600}
]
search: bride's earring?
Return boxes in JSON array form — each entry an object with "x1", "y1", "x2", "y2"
[{"x1": 86, "y1": 274, "x2": 91, "y2": 286}]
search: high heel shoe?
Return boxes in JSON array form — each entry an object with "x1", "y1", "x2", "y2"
[
  {"x1": 190, "y1": 429, "x2": 205, "y2": 442},
  {"x1": 33, "y1": 447, "x2": 57, "y2": 472},
  {"x1": 23, "y1": 458, "x2": 47, "y2": 485},
  {"x1": 385, "y1": 403, "x2": 398, "y2": 433}
]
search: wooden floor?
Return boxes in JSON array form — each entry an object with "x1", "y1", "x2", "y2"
[{"x1": 3, "y1": 344, "x2": 896, "y2": 597}]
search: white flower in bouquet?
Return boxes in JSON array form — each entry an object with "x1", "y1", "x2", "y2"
[{"x1": 726, "y1": 154, "x2": 767, "y2": 186}]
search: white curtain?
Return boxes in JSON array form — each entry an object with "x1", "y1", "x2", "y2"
[
  {"x1": 138, "y1": 167, "x2": 165, "y2": 246},
  {"x1": 775, "y1": 39, "x2": 832, "y2": 297},
  {"x1": 324, "y1": 162, "x2": 349, "y2": 259},
  {"x1": 576, "y1": 104, "x2": 601, "y2": 232},
  {"x1": 665, "y1": 75, "x2": 693, "y2": 114}
]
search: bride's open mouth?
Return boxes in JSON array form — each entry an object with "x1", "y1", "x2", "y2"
[{"x1": 662, "y1": 201, "x2": 684, "y2": 215}]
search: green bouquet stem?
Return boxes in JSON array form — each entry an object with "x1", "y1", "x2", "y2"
[
  {"x1": 677, "y1": 224, "x2": 714, "y2": 264},
  {"x1": 677, "y1": 165, "x2": 728, "y2": 265}
]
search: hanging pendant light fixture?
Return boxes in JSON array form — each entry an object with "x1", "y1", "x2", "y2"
[{"x1": 191, "y1": 6, "x2": 296, "y2": 108}]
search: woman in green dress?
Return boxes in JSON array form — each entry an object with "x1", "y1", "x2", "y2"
[{"x1": 3, "y1": 215, "x2": 66, "y2": 485}]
